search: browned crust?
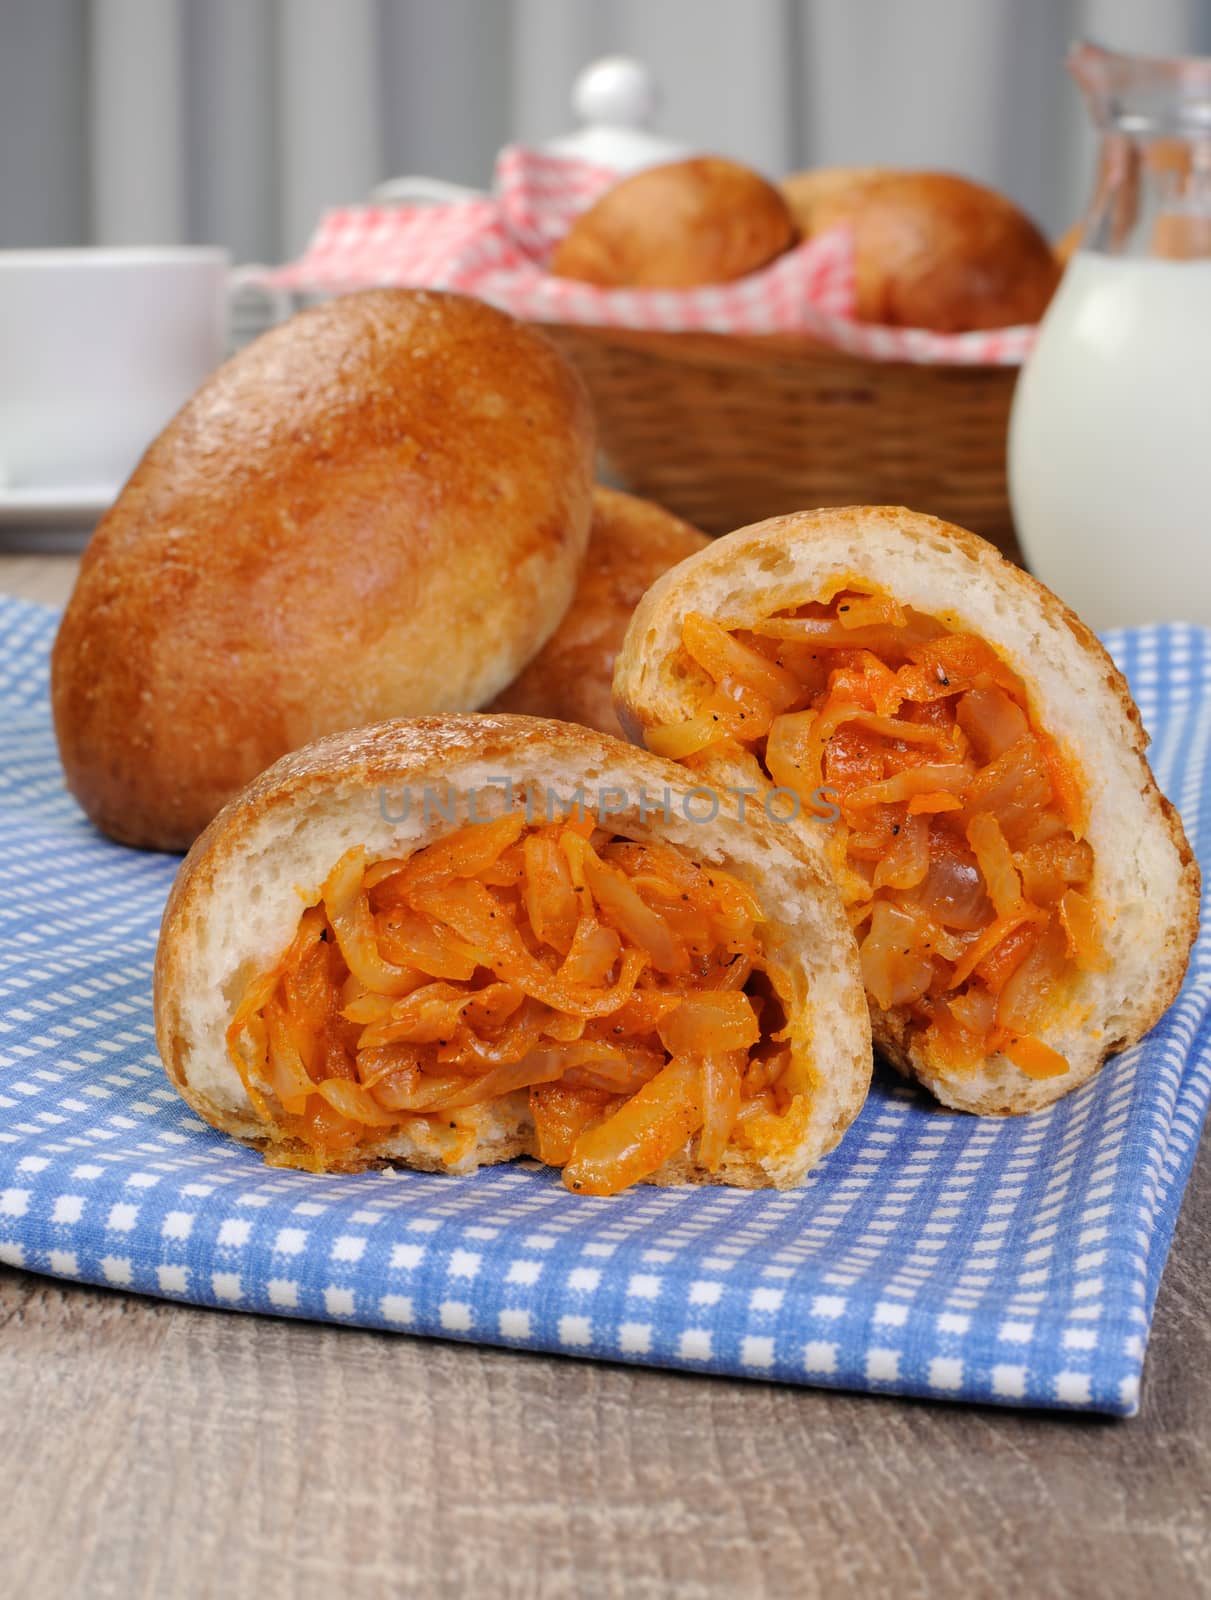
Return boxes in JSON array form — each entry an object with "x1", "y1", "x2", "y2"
[
  {"x1": 780, "y1": 166, "x2": 895, "y2": 233},
  {"x1": 51, "y1": 289, "x2": 595, "y2": 853},
  {"x1": 551, "y1": 158, "x2": 797, "y2": 288},
  {"x1": 783, "y1": 170, "x2": 1060, "y2": 331},
  {"x1": 612, "y1": 504, "x2": 1201, "y2": 1112},
  {"x1": 488, "y1": 486, "x2": 709, "y2": 737},
  {"x1": 154, "y1": 712, "x2": 873, "y2": 1188}
]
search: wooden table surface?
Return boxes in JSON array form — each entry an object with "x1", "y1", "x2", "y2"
[{"x1": 2, "y1": 548, "x2": 1209, "y2": 1600}]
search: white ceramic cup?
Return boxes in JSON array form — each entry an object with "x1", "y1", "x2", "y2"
[{"x1": 0, "y1": 246, "x2": 232, "y2": 493}]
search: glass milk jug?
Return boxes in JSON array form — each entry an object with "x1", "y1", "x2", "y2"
[{"x1": 1009, "y1": 41, "x2": 1211, "y2": 628}]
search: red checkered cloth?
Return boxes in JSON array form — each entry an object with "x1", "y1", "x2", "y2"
[{"x1": 259, "y1": 146, "x2": 1035, "y2": 367}]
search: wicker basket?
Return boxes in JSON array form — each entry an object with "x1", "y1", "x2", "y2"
[{"x1": 544, "y1": 324, "x2": 1023, "y2": 562}]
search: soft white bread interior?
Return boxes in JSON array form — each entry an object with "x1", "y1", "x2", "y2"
[
  {"x1": 614, "y1": 505, "x2": 1200, "y2": 1114},
  {"x1": 155, "y1": 714, "x2": 873, "y2": 1188}
]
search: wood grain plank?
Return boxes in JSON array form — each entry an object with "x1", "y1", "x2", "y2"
[{"x1": 0, "y1": 552, "x2": 81, "y2": 606}]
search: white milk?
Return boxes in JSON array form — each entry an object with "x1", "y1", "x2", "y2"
[{"x1": 1009, "y1": 251, "x2": 1211, "y2": 629}]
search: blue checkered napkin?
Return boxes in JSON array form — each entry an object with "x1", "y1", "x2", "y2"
[{"x1": 1, "y1": 599, "x2": 1208, "y2": 1415}]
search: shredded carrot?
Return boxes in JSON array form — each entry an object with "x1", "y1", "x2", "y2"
[
  {"x1": 226, "y1": 818, "x2": 794, "y2": 1191},
  {"x1": 1037, "y1": 730, "x2": 1087, "y2": 836},
  {"x1": 1002, "y1": 1034, "x2": 1071, "y2": 1079},
  {"x1": 907, "y1": 793, "x2": 964, "y2": 816},
  {"x1": 1059, "y1": 888, "x2": 1109, "y2": 973},
  {"x1": 648, "y1": 589, "x2": 1096, "y2": 1079}
]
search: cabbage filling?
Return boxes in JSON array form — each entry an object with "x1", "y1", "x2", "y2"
[
  {"x1": 227, "y1": 813, "x2": 802, "y2": 1194},
  {"x1": 646, "y1": 584, "x2": 1103, "y2": 1079}
]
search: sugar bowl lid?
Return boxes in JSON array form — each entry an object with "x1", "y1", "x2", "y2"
[{"x1": 544, "y1": 56, "x2": 692, "y2": 172}]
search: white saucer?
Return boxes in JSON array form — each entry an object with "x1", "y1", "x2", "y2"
[{"x1": 0, "y1": 482, "x2": 118, "y2": 527}]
